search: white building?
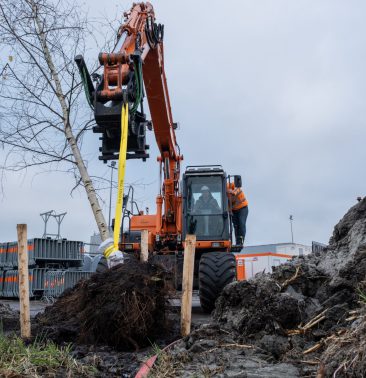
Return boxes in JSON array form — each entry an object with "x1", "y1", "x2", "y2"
[
  {"x1": 236, "y1": 242, "x2": 312, "y2": 280},
  {"x1": 243, "y1": 242, "x2": 311, "y2": 257}
]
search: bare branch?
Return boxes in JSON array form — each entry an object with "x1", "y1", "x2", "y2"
[{"x1": 0, "y1": 0, "x2": 110, "y2": 239}]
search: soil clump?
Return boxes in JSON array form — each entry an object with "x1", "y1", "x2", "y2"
[
  {"x1": 0, "y1": 302, "x2": 19, "y2": 334},
  {"x1": 154, "y1": 198, "x2": 366, "y2": 377},
  {"x1": 37, "y1": 260, "x2": 174, "y2": 351}
]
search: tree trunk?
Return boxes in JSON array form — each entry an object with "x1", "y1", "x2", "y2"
[
  {"x1": 65, "y1": 127, "x2": 110, "y2": 241},
  {"x1": 31, "y1": 0, "x2": 109, "y2": 241}
]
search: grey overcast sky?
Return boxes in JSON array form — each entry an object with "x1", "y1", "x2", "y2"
[{"x1": 1, "y1": 0, "x2": 365, "y2": 247}]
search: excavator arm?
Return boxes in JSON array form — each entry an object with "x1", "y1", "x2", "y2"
[{"x1": 76, "y1": 2, "x2": 182, "y2": 246}]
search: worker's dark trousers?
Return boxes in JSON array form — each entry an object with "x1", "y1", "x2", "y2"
[{"x1": 232, "y1": 206, "x2": 248, "y2": 245}]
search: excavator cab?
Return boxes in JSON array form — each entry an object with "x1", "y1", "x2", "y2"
[
  {"x1": 182, "y1": 165, "x2": 237, "y2": 313},
  {"x1": 182, "y1": 166, "x2": 230, "y2": 245}
]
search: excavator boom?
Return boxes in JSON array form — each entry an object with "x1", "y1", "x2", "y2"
[
  {"x1": 76, "y1": 2, "x2": 182, "y2": 247},
  {"x1": 77, "y1": 1, "x2": 242, "y2": 313}
]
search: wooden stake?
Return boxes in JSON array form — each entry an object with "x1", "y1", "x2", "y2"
[
  {"x1": 140, "y1": 230, "x2": 149, "y2": 262},
  {"x1": 181, "y1": 234, "x2": 196, "y2": 337},
  {"x1": 17, "y1": 224, "x2": 31, "y2": 339}
]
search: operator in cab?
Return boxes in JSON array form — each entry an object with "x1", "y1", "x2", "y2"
[
  {"x1": 194, "y1": 186, "x2": 221, "y2": 213},
  {"x1": 227, "y1": 182, "x2": 248, "y2": 246}
]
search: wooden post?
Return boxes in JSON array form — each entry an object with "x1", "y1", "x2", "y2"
[
  {"x1": 140, "y1": 230, "x2": 149, "y2": 262},
  {"x1": 17, "y1": 224, "x2": 31, "y2": 339},
  {"x1": 181, "y1": 234, "x2": 196, "y2": 337}
]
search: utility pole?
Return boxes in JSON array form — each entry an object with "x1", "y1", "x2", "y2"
[
  {"x1": 289, "y1": 215, "x2": 294, "y2": 244},
  {"x1": 108, "y1": 161, "x2": 117, "y2": 229}
]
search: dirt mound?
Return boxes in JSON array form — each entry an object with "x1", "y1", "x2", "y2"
[
  {"x1": 320, "y1": 306, "x2": 366, "y2": 377},
  {"x1": 37, "y1": 260, "x2": 173, "y2": 351},
  {"x1": 155, "y1": 198, "x2": 366, "y2": 377},
  {"x1": 0, "y1": 302, "x2": 19, "y2": 333},
  {"x1": 212, "y1": 198, "x2": 366, "y2": 376}
]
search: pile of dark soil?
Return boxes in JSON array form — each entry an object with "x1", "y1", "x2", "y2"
[
  {"x1": 0, "y1": 302, "x2": 19, "y2": 333},
  {"x1": 321, "y1": 306, "x2": 366, "y2": 377},
  {"x1": 155, "y1": 198, "x2": 366, "y2": 377},
  {"x1": 37, "y1": 260, "x2": 173, "y2": 351}
]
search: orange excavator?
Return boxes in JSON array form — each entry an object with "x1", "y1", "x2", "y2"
[{"x1": 76, "y1": 2, "x2": 244, "y2": 312}]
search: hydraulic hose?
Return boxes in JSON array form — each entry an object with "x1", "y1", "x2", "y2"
[
  {"x1": 131, "y1": 60, "x2": 143, "y2": 114},
  {"x1": 81, "y1": 67, "x2": 94, "y2": 110}
]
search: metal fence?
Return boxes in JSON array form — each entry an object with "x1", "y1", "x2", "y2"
[
  {"x1": 0, "y1": 270, "x2": 4, "y2": 295},
  {"x1": 312, "y1": 241, "x2": 327, "y2": 254},
  {"x1": 0, "y1": 268, "x2": 48, "y2": 298},
  {"x1": 43, "y1": 270, "x2": 93, "y2": 301},
  {"x1": 0, "y1": 268, "x2": 92, "y2": 299},
  {"x1": 0, "y1": 243, "x2": 6, "y2": 267},
  {"x1": 0, "y1": 238, "x2": 84, "y2": 269}
]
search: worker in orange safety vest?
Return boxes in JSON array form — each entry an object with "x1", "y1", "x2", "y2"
[{"x1": 227, "y1": 182, "x2": 249, "y2": 247}]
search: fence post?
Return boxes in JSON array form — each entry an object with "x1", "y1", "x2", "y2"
[
  {"x1": 140, "y1": 230, "x2": 149, "y2": 262},
  {"x1": 17, "y1": 224, "x2": 31, "y2": 339},
  {"x1": 181, "y1": 234, "x2": 196, "y2": 337}
]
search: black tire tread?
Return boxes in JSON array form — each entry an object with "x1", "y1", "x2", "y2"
[{"x1": 199, "y1": 252, "x2": 236, "y2": 313}]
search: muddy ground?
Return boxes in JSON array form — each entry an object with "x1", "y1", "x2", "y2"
[
  {"x1": 0, "y1": 301, "x2": 148, "y2": 376},
  {"x1": 0, "y1": 260, "x2": 179, "y2": 377},
  {"x1": 0, "y1": 302, "x2": 20, "y2": 335},
  {"x1": 154, "y1": 198, "x2": 366, "y2": 377},
  {"x1": 0, "y1": 298, "x2": 206, "y2": 377},
  {"x1": 1, "y1": 198, "x2": 366, "y2": 377}
]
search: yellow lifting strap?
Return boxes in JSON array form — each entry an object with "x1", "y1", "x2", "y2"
[{"x1": 104, "y1": 103, "x2": 129, "y2": 258}]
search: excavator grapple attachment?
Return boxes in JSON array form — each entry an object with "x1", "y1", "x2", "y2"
[
  {"x1": 93, "y1": 107, "x2": 150, "y2": 162},
  {"x1": 75, "y1": 54, "x2": 150, "y2": 163}
]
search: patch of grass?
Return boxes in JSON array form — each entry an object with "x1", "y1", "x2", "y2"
[
  {"x1": 200, "y1": 365, "x2": 225, "y2": 377},
  {"x1": 149, "y1": 344, "x2": 192, "y2": 378},
  {"x1": 149, "y1": 350, "x2": 177, "y2": 378},
  {"x1": 357, "y1": 288, "x2": 366, "y2": 303},
  {"x1": 0, "y1": 333, "x2": 97, "y2": 377}
]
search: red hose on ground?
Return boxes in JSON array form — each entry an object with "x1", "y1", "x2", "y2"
[{"x1": 135, "y1": 339, "x2": 182, "y2": 378}]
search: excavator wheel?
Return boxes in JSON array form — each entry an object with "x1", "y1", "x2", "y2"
[
  {"x1": 199, "y1": 252, "x2": 236, "y2": 313},
  {"x1": 96, "y1": 256, "x2": 109, "y2": 274}
]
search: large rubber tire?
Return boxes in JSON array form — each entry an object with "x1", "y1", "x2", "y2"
[
  {"x1": 96, "y1": 256, "x2": 109, "y2": 274},
  {"x1": 199, "y1": 252, "x2": 236, "y2": 313}
]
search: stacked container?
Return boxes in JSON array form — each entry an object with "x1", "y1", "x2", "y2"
[{"x1": 0, "y1": 237, "x2": 89, "y2": 299}]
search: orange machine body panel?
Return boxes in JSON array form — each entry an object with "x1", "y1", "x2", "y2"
[
  {"x1": 130, "y1": 214, "x2": 157, "y2": 233},
  {"x1": 235, "y1": 255, "x2": 246, "y2": 281}
]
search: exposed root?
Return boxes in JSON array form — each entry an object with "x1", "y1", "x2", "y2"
[
  {"x1": 280, "y1": 266, "x2": 301, "y2": 290},
  {"x1": 320, "y1": 306, "x2": 366, "y2": 376},
  {"x1": 303, "y1": 331, "x2": 345, "y2": 355},
  {"x1": 205, "y1": 343, "x2": 254, "y2": 354},
  {"x1": 287, "y1": 309, "x2": 328, "y2": 335},
  {"x1": 36, "y1": 260, "x2": 173, "y2": 351}
]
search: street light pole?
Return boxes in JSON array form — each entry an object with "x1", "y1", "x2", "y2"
[
  {"x1": 108, "y1": 161, "x2": 116, "y2": 229},
  {"x1": 289, "y1": 215, "x2": 294, "y2": 244}
]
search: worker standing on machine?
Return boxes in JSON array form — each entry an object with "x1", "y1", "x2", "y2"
[{"x1": 227, "y1": 182, "x2": 248, "y2": 246}]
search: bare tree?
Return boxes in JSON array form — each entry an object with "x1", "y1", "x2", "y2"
[{"x1": 0, "y1": 0, "x2": 110, "y2": 241}]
